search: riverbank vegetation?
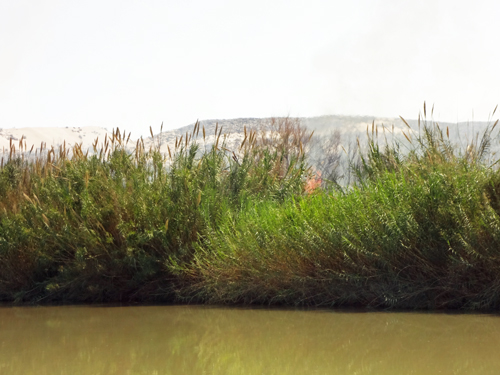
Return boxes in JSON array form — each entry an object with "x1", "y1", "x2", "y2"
[{"x1": 2, "y1": 109, "x2": 500, "y2": 309}]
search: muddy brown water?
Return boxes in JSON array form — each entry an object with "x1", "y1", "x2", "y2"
[{"x1": 0, "y1": 305, "x2": 499, "y2": 374}]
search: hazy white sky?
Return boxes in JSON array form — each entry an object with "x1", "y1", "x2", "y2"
[{"x1": 1, "y1": 0, "x2": 500, "y2": 136}]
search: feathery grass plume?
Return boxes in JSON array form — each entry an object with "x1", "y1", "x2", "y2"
[
  {"x1": 185, "y1": 106, "x2": 500, "y2": 309},
  {"x1": 3, "y1": 109, "x2": 500, "y2": 309},
  {"x1": 0, "y1": 120, "x2": 309, "y2": 303}
]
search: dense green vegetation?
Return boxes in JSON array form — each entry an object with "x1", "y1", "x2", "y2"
[{"x1": 2, "y1": 114, "x2": 500, "y2": 309}]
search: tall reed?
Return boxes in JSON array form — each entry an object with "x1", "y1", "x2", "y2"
[
  {"x1": 185, "y1": 109, "x2": 500, "y2": 309},
  {"x1": 0, "y1": 122, "x2": 308, "y2": 303},
  {"x1": 3, "y1": 110, "x2": 500, "y2": 310}
]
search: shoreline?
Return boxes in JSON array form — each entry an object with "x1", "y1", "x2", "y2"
[{"x1": 1, "y1": 118, "x2": 500, "y2": 310}]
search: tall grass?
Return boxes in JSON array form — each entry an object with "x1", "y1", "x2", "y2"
[
  {"x1": 185, "y1": 111, "x2": 500, "y2": 309},
  {"x1": 2, "y1": 110, "x2": 500, "y2": 309},
  {"x1": 0, "y1": 122, "x2": 308, "y2": 303}
]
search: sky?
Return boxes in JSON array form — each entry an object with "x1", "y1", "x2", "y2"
[{"x1": 1, "y1": 0, "x2": 500, "y2": 136}]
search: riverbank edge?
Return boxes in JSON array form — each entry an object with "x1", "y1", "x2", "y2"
[{"x1": 2, "y1": 117, "x2": 500, "y2": 310}]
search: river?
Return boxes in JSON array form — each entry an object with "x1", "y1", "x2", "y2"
[{"x1": 0, "y1": 305, "x2": 499, "y2": 374}]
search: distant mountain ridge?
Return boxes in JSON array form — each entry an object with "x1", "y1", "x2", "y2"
[
  {"x1": 143, "y1": 115, "x2": 408, "y2": 154},
  {"x1": 0, "y1": 126, "x2": 118, "y2": 155},
  {"x1": 1, "y1": 115, "x2": 496, "y2": 156},
  {"x1": 144, "y1": 115, "x2": 497, "y2": 155}
]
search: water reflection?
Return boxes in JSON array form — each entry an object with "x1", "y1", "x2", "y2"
[{"x1": 0, "y1": 305, "x2": 499, "y2": 374}]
